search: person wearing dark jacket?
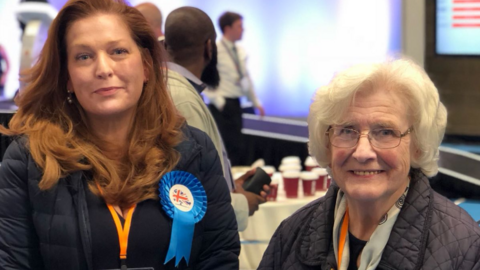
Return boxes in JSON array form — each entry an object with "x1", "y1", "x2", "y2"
[
  {"x1": 259, "y1": 59, "x2": 480, "y2": 270},
  {"x1": 0, "y1": 0, "x2": 239, "y2": 269}
]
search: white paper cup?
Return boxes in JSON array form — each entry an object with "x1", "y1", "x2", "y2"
[
  {"x1": 279, "y1": 164, "x2": 302, "y2": 172},
  {"x1": 281, "y1": 156, "x2": 301, "y2": 165}
]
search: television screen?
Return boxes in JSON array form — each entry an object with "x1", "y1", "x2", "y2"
[{"x1": 436, "y1": 0, "x2": 480, "y2": 55}]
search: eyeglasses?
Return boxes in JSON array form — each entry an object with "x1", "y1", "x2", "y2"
[{"x1": 326, "y1": 127, "x2": 413, "y2": 149}]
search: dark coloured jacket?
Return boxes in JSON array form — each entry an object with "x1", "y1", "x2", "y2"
[
  {"x1": 0, "y1": 126, "x2": 240, "y2": 270},
  {"x1": 259, "y1": 169, "x2": 480, "y2": 270}
]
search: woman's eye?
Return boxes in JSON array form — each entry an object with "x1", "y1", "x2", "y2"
[
  {"x1": 76, "y1": 54, "x2": 90, "y2": 61},
  {"x1": 377, "y1": 129, "x2": 394, "y2": 136},
  {"x1": 336, "y1": 128, "x2": 356, "y2": 137},
  {"x1": 113, "y1": 48, "x2": 128, "y2": 55}
]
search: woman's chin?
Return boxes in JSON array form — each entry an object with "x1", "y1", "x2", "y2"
[{"x1": 344, "y1": 186, "x2": 386, "y2": 203}]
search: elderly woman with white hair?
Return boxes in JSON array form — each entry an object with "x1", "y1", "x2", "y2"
[{"x1": 259, "y1": 59, "x2": 480, "y2": 270}]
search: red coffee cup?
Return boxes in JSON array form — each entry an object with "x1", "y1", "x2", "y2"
[
  {"x1": 300, "y1": 171, "x2": 317, "y2": 196},
  {"x1": 282, "y1": 171, "x2": 300, "y2": 198},
  {"x1": 311, "y1": 167, "x2": 328, "y2": 191},
  {"x1": 266, "y1": 183, "x2": 278, "y2": 201}
]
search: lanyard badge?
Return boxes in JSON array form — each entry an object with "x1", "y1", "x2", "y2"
[
  {"x1": 338, "y1": 208, "x2": 349, "y2": 270},
  {"x1": 159, "y1": 171, "x2": 207, "y2": 267},
  {"x1": 96, "y1": 183, "x2": 137, "y2": 270}
]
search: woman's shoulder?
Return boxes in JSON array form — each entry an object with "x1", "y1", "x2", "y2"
[
  {"x1": 410, "y1": 169, "x2": 480, "y2": 236},
  {"x1": 2, "y1": 136, "x2": 29, "y2": 162},
  {"x1": 175, "y1": 125, "x2": 220, "y2": 171},
  {"x1": 0, "y1": 136, "x2": 34, "y2": 188},
  {"x1": 178, "y1": 125, "x2": 215, "y2": 152},
  {"x1": 431, "y1": 191, "x2": 480, "y2": 236},
  {"x1": 274, "y1": 190, "x2": 334, "y2": 238},
  {"x1": 421, "y1": 192, "x2": 480, "y2": 267}
]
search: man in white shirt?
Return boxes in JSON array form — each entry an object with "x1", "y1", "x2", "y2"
[
  {"x1": 206, "y1": 12, "x2": 264, "y2": 166},
  {"x1": 162, "y1": 7, "x2": 268, "y2": 231}
]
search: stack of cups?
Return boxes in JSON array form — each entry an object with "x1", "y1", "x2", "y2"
[
  {"x1": 300, "y1": 171, "x2": 317, "y2": 196},
  {"x1": 304, "y1": 156, "x2": 319, "y2": 171},
  {"x1": 311, "y1": 167, "x2": 329, "y2": 191},
  {"x1": 279, "y1": 156, "x2": 302, "y2": 199}
]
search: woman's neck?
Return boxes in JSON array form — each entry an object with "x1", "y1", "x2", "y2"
[
  {"x1": 346, "y1": 201, "x2": 387, "y2": 241},
  {"x1": 87, "y1": 112, "x2": 135, "y2": 153},
  {"x1": 346, "y1": 181, "x2": 408, "y2": 241}
]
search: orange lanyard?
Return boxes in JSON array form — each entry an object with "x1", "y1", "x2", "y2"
[
  {"x1": 338, "y1": 207, "x2": 349, "y2": 270},
  {"x1": 96, "y1": 183, "x2": 136, "y2": 268}
]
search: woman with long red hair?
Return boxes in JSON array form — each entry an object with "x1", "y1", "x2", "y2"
[{"x1": 0, "y1": 0, "x2": 239, "y2": 269}]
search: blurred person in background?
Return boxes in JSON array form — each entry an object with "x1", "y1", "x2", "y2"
[
  {"x1": 259, "y1": 59, "x2": 480, "y2": 270},
  {"x1": 0, "y1": 44, "x2": 10, "y2": 97},
  {"x1": 0, "y1": 0, "x2": 239, "y2": 269},
  {"x1": 205, "y1": 11, "x2": 264, "y2": 166},
  {"x1": 162, "y1": 6, "x2": 268, "y2": 231},
  {"x1": 18, "y1": 0, "x2": 49, "y2": 33},
  {"x1": 135, "y1": 2, "x2": 164, "y2": 42}
]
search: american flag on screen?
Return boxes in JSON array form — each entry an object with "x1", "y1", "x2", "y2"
[{"x1": 452, "y1": 0, "x2": 480, "y2": 27}]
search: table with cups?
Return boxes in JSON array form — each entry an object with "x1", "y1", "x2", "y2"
[{"x1": 238, "y1": 156, "x2": 331, "y2": 269}]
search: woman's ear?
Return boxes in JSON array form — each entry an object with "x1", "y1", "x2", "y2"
[
  {"x1": 409, "y1": 139, "x2": 422, "y2": 167},
  {"x1": 143, "y1": 67, "x2": 149, "y2": 83},
  {"x1": 67, "y1": 80, "x2": 73, "y2": 93},
  {"x1": 326, "y1": 143, "x2": 332, "y2": 167}
]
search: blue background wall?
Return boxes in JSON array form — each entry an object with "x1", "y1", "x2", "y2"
[{"x1": 0, "y1": 0, "x2": 402, "y2": 118}]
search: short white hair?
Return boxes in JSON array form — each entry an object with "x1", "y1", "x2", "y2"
[{"x1": 307, "y1": 59, "x2": 447, "y2": 177}]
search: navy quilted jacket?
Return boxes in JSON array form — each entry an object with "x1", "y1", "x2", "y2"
[
  {"x1": 259, "y1": 169, "x2": 480, "y2": 270},
  {"x1": 0, "y1": 126, "x2": 240, "y2": 270}
]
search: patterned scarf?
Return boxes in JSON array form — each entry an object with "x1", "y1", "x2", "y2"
[{"x1": 332, "y1": 183, "x2": 410, "y2": 270}]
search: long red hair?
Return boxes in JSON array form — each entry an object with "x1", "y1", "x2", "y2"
[{"x1": 0, "y1": 0, "x2": 185, "y2": 208}]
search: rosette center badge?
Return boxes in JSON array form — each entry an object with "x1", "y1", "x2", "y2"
[{"x1": 169, "y1": 184, "x2": 194, "y2": 212}]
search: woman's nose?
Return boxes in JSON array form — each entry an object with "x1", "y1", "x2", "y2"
[
  {"x1": 95, "y1": 53, "x2": 113, "y2": 79},
  {"x1": 351, "y1": 134, "x2": 376, "y2": 163}
]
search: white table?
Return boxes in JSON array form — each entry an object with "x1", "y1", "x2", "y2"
[{"x1": 239, "y1": 172, "x2": 326, "y2": 269}]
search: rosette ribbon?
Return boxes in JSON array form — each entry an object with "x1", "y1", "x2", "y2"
[{"x1": 159, "y1": 171, "x2": 207, "y2": 267}]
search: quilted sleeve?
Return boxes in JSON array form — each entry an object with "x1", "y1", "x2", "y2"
[
  {"x1": 458, "y1": 236, "x2": 480, "y2": 270},
  {"x1": 0, "y1": 140, "x2": 44, "y2": 269},
  {"x1": 258, "y1": 221, "x2": 285, "y2": 270},
  {"x1": 191, "y1": 129, "x2": 240, "y2": 270}
]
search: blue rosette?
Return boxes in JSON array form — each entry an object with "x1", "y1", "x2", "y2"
[{"x1": 159, "y1": 171, "x2": 207, "y2": 266}]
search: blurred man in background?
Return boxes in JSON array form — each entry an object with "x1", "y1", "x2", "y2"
[
  {"x1": 162, "y1": 6, "x2": 268, "y2": 231},
  {"x1": 206, "y1": 11, "x2": 264, "y2": 166},
  {"x1": 0, "y1": 44, "x2": 10, "y2": 98},
  {"x1": 135, "y1": 2, "x2": 164, "y2": 42}
]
